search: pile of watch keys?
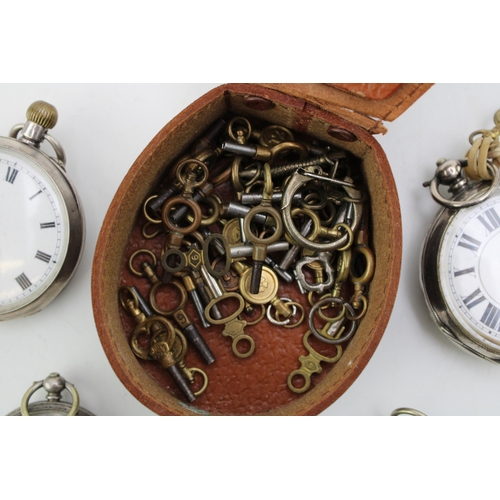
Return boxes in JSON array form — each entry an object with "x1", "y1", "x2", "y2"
[{"x1": 119, "y1": 116, "x2": 375, "y2": 403}]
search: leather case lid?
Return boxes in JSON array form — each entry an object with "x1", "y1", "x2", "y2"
[{"x1": 259, "y1": 83, "x2": 433, "y2": 134}]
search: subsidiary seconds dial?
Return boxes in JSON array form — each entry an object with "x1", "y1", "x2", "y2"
[{"x1": 0, "y1": 148, "x2": 69, "y2": 313}]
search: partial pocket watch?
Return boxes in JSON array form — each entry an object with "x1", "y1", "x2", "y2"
[
  {"x1": 7, "y1": 372, "x2": 94, "y2": 416},
  {"x1": 421, "y1": 125, "x2": 500, "y2": 362},
  {"x1": 0, "y1": 101, "x2": 85, "y2": 320}
]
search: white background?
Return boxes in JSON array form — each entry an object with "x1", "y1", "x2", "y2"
[{"x1": 1, "y1": 83, "x2": 500, "y2": 417}]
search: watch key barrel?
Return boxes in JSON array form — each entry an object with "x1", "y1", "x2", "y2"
[{"x1": 165, "y1": 362, "x2": 196, "y2": 403}]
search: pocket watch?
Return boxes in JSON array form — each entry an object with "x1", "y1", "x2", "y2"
[
  {"x1": 0, "y1": 101, "x2": 85, "y2": 321},
  {"x1": 421, "y1": 156, "x2": 500, "y2": 362},
  {"x1": 6, "y1": 372, "x2": 94, "y2": 416}
]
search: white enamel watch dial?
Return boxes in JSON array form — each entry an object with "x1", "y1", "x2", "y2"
[
  {"x1": 440, "y1": 190, "x2": 500, "y2": 347},
  {"x1": 422, "y1": 159, "x2": 500, "y2": 362},
  {"x1": 0, "y1": 102, "x2": 84, "y2": 321}
]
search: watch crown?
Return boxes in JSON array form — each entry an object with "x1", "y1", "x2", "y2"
[{"x1": 26, "y1": 101, "x2": 58, "y2": 130}]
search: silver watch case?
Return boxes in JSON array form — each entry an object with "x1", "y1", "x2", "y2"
[
  {"x1": 0, "y1": 136, "x2": 85, "y2": 321},
  {"x1": 420, "y1": 180, "x2": 500, "y2": 363}
]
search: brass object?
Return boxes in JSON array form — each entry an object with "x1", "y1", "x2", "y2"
[
  {"x1": 7, "y1": 372, "x2": 93, "y2": 416},
  {"x1": 128, "y1": 249, "x2": 157, "y2": 277},
  {"x1": 259, "y1": 125, "x2": 295, "y2": 148},
  {"x1": 349, "y1": 217, "x2": 375, "y2": 318},
  {"x1": 281, "y1": 168, "x2": 362, "y2": 252},
  {"x1": 143, "y1": 195, "x2": 163, "y2": 224},
  {"x1": 228, "y1": 116, "x2": 252, "y2": 144},
  {"x1": 131, "y1": 315, "x2": 176, "y2": 360},
  {"x1": 329, "y1": 248, "x2": 352, "y2": 301},
  {"x1": 120, "y1": 286, "x2": 148, "y2": 327},
  {"x1": 120, "y1": 286, "x2": 199, "y2": 402},
  {"x1": 203, "y1": 234, "x2": 231, "y2": 278},
  {"x1": 199, "y1": 195, "x2": 220, "y2": 226},
  {"x1": 27, "y1": 100, "x2": 58, "y2": 129},
  {"x1": 239, "y1": 265, "x2": 279, "y2": 305},
  {"x1": 221, "y1": 316, "x2": 259, "y2": 358},
  {"x1": 243, "y1": 163, "x2": 284, "y2": 294},
  {"x1": 222, "y1": 139, "x2": 308, "y2": 165},
  {"x1": 309, "y1": 297, "x2": 359, "y2": 345},
  {"x1": 170, "y1": 329, "x2": 209, "y2": 397},
  {"x1": 204, "y1": 290, "x2": 245, "y2": 325},
  {"x1": 212, "y1": 256, "x2": 240, "y2": 292},
  {"x1": 175, "y1": 158, "x2": 209, "y2": 193},
  {"x1": 162, "y1": 196, "x2": 203, "y2": 234},
  {"x1": 149, "y1": 280, "x2": 215, "y2": 365},
  {"x1": 222, "y1": 218, "x2": 243, "y2": 245},
  {"x1": 287, "y1": 331, "x2": 343, "y2": 394},
  {"x1": 267, "y1": 298, "x2": 305, "y2": 329}
]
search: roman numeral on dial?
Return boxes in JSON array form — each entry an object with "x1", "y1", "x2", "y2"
[
  {"x1": 458, "y1": 234, "x2": 482, "y2": 253},
  {"x1": 4, "y1": 166, "x2": 18, "y2": 184},
  {"x1": 454, "y1": 267, "x2": 475, "y2": 277},
  {"x1": 463, "y1": 288, "x2": 486, "y2": 310},
  {"x1": 478, "y1": 208, "x2": 500, "y2": 234},
  {"x1": 35, "y1": 250, "x2": 52, "y2": 263},
  {"x1": 481, "y1": 303, "x2": 500, "y2": 331},
  {"x1": 15, "y1": 273, "x2": 32, "y2": 290}
]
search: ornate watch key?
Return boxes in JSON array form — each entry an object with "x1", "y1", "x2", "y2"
[
  {"x1": 0, "y1": 101, "x2": 85, "y2": 320},
  {"x1": 421, "y1": 110, "x2": 500, "y2": 362}
]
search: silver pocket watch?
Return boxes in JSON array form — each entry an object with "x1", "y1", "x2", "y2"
[
  {"x1": 7, "y1": 372, "x2": 94, "y2": 416},
  {"x1": 0, "y1": 101, "x2": 85, "y2": 320},
  {"x1": 421, "y1": 125, "x2": 500, "y2": 362}
]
